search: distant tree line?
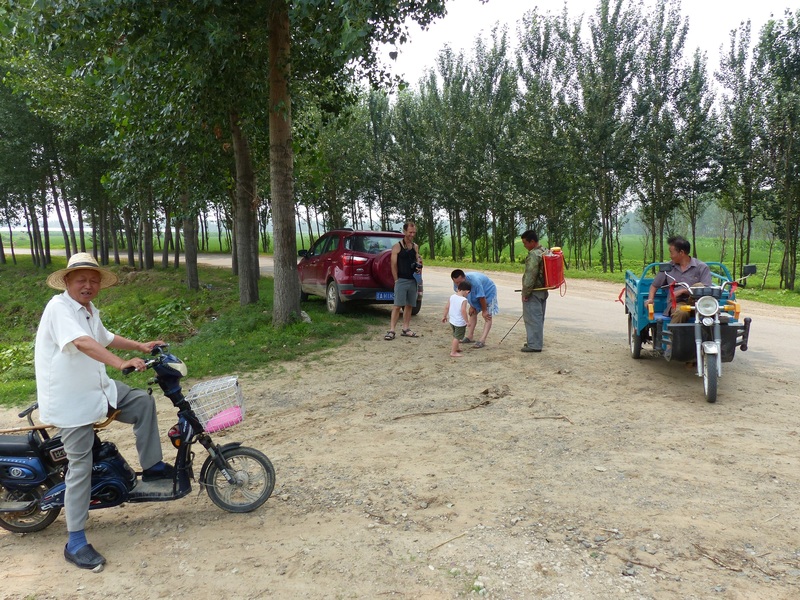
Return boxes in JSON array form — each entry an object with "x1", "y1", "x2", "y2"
[
  {"x1": 296, "y1": 3, "x2": 800, "y2": 287},
  {"x1": 1, "y1": 0, "x2": 799, "y2": 295}
]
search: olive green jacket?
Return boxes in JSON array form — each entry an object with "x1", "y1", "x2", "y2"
[{"x1": 522, "y1": 246, "x2": 548, "y2": 296}]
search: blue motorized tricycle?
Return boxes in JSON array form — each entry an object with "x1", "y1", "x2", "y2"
[{"x1": 623, "y1": 262, "x2": 756, "y2": 403}]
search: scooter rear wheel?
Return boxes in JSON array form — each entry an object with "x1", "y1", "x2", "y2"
[
  {"x1": 0, "y1": 481, "x2": 61, "y2": 533},
  {"x1": 204, "y1": 446, "x2": 275, "y2": 513}
]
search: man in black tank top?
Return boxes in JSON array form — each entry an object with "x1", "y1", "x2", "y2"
[{"x1": 384, "y1": 221, "x2": 421, "y2": 340}]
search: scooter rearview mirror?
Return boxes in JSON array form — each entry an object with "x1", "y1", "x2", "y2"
[{"x1": 658, "y1": 262, "x2": 674, "y2": 273}]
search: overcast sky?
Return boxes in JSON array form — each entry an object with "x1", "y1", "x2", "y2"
[{"x1": 386, "y1": 0, "x2": 794, "y2": 85}]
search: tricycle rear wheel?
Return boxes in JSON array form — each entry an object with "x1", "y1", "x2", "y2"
[{"x1": 628, "y1": 315, "x2": 643, "y2": 359}]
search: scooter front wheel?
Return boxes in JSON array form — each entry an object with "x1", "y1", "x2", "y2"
[
  {"x1": 0, "y1": 481, "x2": 61, "y2": 533},
  {"x1": 203, "y1": 447, "x2": 275, "y2": 513}
]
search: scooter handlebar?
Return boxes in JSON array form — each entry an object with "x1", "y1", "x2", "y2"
[{"x1": 121, "y1": 344, "x2": 170, "y2": 376}]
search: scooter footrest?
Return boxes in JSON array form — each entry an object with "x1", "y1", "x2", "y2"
[
  {"x1": 128, "y1": 479, "x2": 191, "y2": 502},
  {"x1": 128, "y1": 479, "x2": 176, "y2": 501}
]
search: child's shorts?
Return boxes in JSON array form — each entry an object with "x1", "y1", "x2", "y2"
[{"x1": 450, "y1": 324, "x2": 466, "y2": 340}]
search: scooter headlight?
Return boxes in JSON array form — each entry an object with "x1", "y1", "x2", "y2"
[{"x1": 695, "y1": 296, "x2": 719, "y2": 317}]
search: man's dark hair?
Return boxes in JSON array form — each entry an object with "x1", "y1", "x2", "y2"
[
  {"x1": 457, "y1": 280, "x2": 472, "y2": 291},
  {"x1": 521, "y1": 230, "x2": 539, "y2": 243},
  {"x1": 402, "y1": 221, "x2": 416, "y2": 232},
  {"x1": 668, "y1": 236, "x2": 690, "y2": 255},
  {"x1": 451, "y1": 269, "x2": 466, "y2": 280}
]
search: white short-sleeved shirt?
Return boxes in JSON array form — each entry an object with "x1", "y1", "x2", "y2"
[
  {"x1": 448, "y1": 294, "x2": 468, "y2": 327},
  {"x1": 35, "y1": 292, "x2": 117, "y2": 427}
]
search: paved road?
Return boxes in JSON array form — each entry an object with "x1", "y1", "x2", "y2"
[{"x1": 196, "y1": 253, "x2": 800, "y2": 374}]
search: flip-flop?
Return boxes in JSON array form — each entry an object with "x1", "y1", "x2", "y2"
[
  {"x1": 401, "y1": 329, "x2": 419, "y2": 338},
  {"x1": 384, "y1": 331, "x2": 396, "y2": 340},
  {"x1": 473, "y1": 341, "x2": 485, "y2": 349},
  {"x1": 461, "y1": 337, "x2": 473, "y2": 344}
]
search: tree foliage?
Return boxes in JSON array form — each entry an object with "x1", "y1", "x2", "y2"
[{"x1": 1, "y1": 0, "x2": 799, "y2": 294}]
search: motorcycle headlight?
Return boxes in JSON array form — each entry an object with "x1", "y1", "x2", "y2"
[{"x1": 695, "y1": 296, "x2": 719, "y2": 317}]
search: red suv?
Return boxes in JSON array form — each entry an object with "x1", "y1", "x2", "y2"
[{"x1": 297, "y1": 229, "x2": 423, "y2": 315}]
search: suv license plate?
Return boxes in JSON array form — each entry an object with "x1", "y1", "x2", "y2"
[{"x1": 376, "y1": 291, "x2": 394, "y2": 301}]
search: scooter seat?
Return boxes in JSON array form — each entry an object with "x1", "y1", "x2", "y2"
[{"x1": 0, "y1": 434, "x2": 38, "y2": 456}]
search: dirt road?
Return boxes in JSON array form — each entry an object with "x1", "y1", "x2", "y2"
[{"x1": 2, "y1": 266, "x2": 799, "y2": 599}]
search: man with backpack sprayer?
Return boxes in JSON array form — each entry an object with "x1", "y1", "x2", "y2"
[{"x1": 520, "y1": 230, "x2": 549, "y2": 352}]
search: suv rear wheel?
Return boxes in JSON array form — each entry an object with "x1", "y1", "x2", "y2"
[{"x1": 326, "y1": 281, "x2": 344, "y2": 314}]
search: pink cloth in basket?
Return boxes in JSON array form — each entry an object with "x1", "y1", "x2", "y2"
[{"x1": 204, "y1": 406, "x2": 243, "y2": 433}]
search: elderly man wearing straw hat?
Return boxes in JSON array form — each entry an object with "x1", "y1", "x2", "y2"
[{"x1": 35, "y1": 253, "x2": 173, "y2": 570}]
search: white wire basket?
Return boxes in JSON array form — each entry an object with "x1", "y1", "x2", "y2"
[{"x1": 185, "y1": 376, "x2": 245, "y2": 433}]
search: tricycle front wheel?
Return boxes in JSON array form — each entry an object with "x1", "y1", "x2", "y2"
[
  {"x1": 703, "y1": 353, "x2": 718, "y2": 403},
  {"x1": 204, "y1": 447, "x2": 275, "y2": 513},
  {"x1": 628, "y1": 315, "x2": 643, "y2": 359}
]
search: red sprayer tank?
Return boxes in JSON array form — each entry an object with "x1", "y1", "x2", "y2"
[{"x1": 542, "y1": 247, "x2": 565, "y2": 290}]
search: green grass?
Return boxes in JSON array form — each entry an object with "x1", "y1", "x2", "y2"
[{"x1": 0, "y1": 256, "x2": 385, "y2": 408}]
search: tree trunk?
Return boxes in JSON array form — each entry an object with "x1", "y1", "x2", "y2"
[
  {"x1": 426, "y1": 206, "x2": 436, "y2": 260},
  {"x1": 230, "y1": 111, "x2": 260, "y2": 304},
  {"x1": 269, "y1": 1, "x2": 301, "y2": 325},
  {"x1": 162, "y1": 205, "x2": 172, "y2": 269},
  {"x1": 110, "y1": 209, "x2": 120, "y2": 265},
  {"x1": 215, "y1": 204, "x2": 225, "y2": 253},
  {"x1": 90, "y1": 211, "x2": 97, "y2": 261},
  {"x1": 449, "y1": 210, "x2": 456, "y2": 261},
  {"x1": 200, "y1": 210, "x2": 208, "y2": 251},
  {"x1": 123, "y1": 206, "x2": 136, "y2": 266},
  {"x1": 48, "y1": 167, "x2": 71, "y2": 259},
  {"x1": 510, "y1": 215, "x2": 517, "y2": 263},
  {"x1": 52, "y1": 146, "x2": 78, "y2": 254},
  {"x1": 173, "y1": 219, "x2": 182, "y2": 269},
  {"x1": 40, "y1": 178, "x2": 51, "y2": 265},
  {"x1": 76, "y1": 189, "x2": 86, "y2": 252},
  {"x1": 25, "y1": 198, "x2": 44, "y2": 268},
  {"x1": 183, "y1": 211, "x2": 200, "y2": 291},
  {"x1": 98, "y1": 200, "x2": 108, "y2": 265},
  {"x1": 295, "y1": 204, "x2": 306, "y2": 250}
]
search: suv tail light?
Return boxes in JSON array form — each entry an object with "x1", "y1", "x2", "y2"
[{"x1": 342, "y1": 253, "x2": 369, "y2": 267}]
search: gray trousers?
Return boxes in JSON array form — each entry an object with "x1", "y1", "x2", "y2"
[
  {"x1": 60, "y1": 381, "x2": 163, "y2": 532},
  {"x1": 522, "y1": 292, "x2": 548, "y2": 350}
]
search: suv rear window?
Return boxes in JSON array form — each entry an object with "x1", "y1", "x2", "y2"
[{"x1": 346, "y1": 235, "x2": 399, "y2": 254}]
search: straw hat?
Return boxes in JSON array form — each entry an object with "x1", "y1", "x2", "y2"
[{"x1": 46, "y1": 252, "x2": 119, "y2": 290}]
